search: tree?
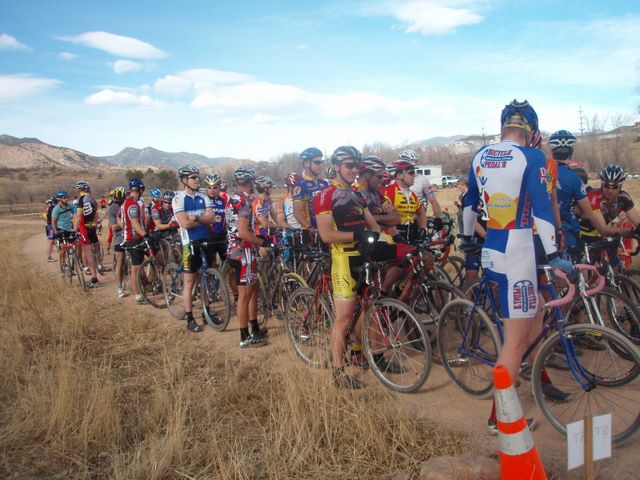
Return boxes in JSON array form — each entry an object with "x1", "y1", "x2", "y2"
[
  {"x1": 126, "y1": 169, "x2": 145, "y2": 180},
  {"x1": 154, "y1": 170, "x2": 178, "y2": 189}
]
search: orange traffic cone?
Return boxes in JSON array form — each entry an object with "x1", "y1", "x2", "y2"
[{"x1": 494, "y1": 365, "x2": 547, "y2": 480}]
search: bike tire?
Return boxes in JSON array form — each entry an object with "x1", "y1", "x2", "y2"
[
  {"x1": 137, "y1": 258, "x2": 166, "y2": 308},
  {"x1": 201, "y1": 267, "x2": 231, "y2": 331},
  {"x1": 73, "y1": 251, "x2": 88, "y2": 291},
  {"x1": 163, "y1": 262, "x2": 185, "y2": 320},
  {"x1": 277, "y1": 272, "x2": 308, "y2": 317},
  {"x1": 257, "y1": 274, "x2": 270, "y2": 329},
  {"x1": 567, "y1": 287, "x2": 640, "y2": 345},
  {"x1": 364, "y1": 298, "x2": 431, "y2": 393},
  {"x1": 441, "y1": 255, "x2": 465, "y2": 288},
  {"x1": 614, "y1": 274, "x2": 640, "y2": 309},
  {"x1": 437, "y1": 299, "x2": 501, "y2": 398},
  {"x1": 531, "y1": 324, "x2": 640, "y2": 446},
  {"x1": 285, "y1": 287, "x2": 333, "y2": 368},
  {"x1": 410, "y1": 280, "x2": 465, "y2": 346}
]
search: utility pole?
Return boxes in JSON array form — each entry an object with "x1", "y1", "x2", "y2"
[
  {"x1": 579, "y1": 106, "x2": 585, "y2": 136},
  {"x1": 481, "y1": 125, "x2": 486, "y2": 145}
]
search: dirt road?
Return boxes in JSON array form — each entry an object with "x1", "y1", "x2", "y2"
[{"x1": 10, "y1": 217, "x2": 639, "y2": 479}]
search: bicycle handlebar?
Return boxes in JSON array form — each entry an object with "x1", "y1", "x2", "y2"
[
  {"x1": 575, "y1": 263, "x2": 606, "y2": 297},
  {"x1": 545, "y1": 269, "x2": 575, "y2": 309}
]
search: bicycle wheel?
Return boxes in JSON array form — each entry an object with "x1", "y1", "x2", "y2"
[
  {"x1": 256, "y1": 274, "x2": 271, "y2": 329},
  {"x1": 201, "y1": 267, "x2": 231, "y2": 331},
  {"x1": 276, "y1": 272, "x2": 307, "y2": 317},
  {"x1": 441, "y1": 256, "x2": 465, "y2": 288},
  {"x1": 614, "y1": 274, "x2": 640, "y2": 308},
  {"x1": 567, "y1": 287, "x2": 640, "y2": 344},
  {"x1": 285, "y1": 287, "x2": 333, "y2": 368},
  {"x1": 59, "y1": 250, "x2": 72, "y2": 282},
  {"x1": 427, "y1": 264, "x2": 451, "y2": 284},
  {"x1": 163, "y1": 262, "x2": 185, "y2": 320},
  {"x1": 73, "y1": 251, "x2": 88, "y2": 291},
  {"x1": 531, "y1": 324, "x2": 640, "y2": 446},
  {"x1": 137, "y1": 258, "x2": 166, "y2": 308},
  {"x1": 410, "y1": 281, "x2": 464, "y2": 345},
  {"x1": 364, "y1": 298, "x2": 431, "y2": 393},
  {"x1": 437, "y1": 299, "x2": 501, "y2": 398}
]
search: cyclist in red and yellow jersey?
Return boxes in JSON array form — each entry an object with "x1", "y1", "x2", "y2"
[{"x1": 381, "y1": 156, "x2": 427, "y2": 243}]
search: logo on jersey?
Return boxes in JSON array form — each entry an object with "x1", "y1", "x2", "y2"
[
  {"x1": 479, "y1": 149, "x2": 513, "y2": 168},
  {"x1": 513, "y1": 280, "x2": 536, "y2": 313},
  {"x1": 539, "y1": 167, "x2": 547, "y2": 185},
  {"x1": 293, "y1": 186, "x2": 302, "y2": 196}
]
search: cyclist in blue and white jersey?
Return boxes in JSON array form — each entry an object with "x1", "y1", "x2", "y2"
[
  {"x1": 172, "y1": 165, "x2": 215, "y2": 333},
  {"x1": 463, "y1": 99, "x2": 574, "y2": 434},
  {"x1": 293, "y1": 147, "x2": 329, "y2": 235}
]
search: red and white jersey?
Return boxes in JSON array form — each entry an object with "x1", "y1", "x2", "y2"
[{"x1": 121, "y1": 196, "x2": 146, "y2": 242}]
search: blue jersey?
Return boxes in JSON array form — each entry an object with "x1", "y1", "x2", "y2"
[
  {"x1": 556, "y1": 163, "x2": 586, "y2": 232},
  {"x1": 52, "y1": 203, "x2": 74, "y2": 232},
  {"x1": 292, "y1": 175, "x2": 329, "y2": 228},
  {"x1": 172, "y1": 191, "x2": 213, "y2": 245},
  {"x1": 463, "y1": 140, "x2": 557, "y2": 256},
  {"x1": 208, "y1": 196, "x2": 227, "y2": 235}
]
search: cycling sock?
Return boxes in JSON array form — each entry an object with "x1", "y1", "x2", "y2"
[
  {"x1": 489, "y1": 399, "x2": 496, "y2": 424},
  {"x1": 540, "y1": 367, "x2": 552, "y2": 386},
  {"x1": 249, "y1": 319, "x2": 259, "y2": 333},
  {"x1": 91, "y1": 277, "x2": 98, "y2": 283},
  {"x1": 186, "y1": 311, "x2": 194, "y2": 321},
  {"x1": 240, "y1": 327, "x2": 250, "y2": 341},
  {"x1": 351, "y1": 343, "x2": 363, "y2": 353}
]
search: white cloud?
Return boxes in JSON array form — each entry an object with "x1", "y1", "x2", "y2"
[
  {"x1": 297, "y1": 43, "x2": 309, "y2": 50},
  {"x1": 113, "y1": 59, "x2": 143, "y2": 74},
  {"x1": 58, "y1": 51, "x2": 77, "y2": 60},
  {"x1": 59, "y1": 31, "x2": 167, "y2": 59},
  {"x1": 0, "y1": 74, "x2": 60, "y2": 102},
  {"x1": 0, "y1": 33, "x2": 32, "y2": 51},
  {"x1": 84, "y1": 89, "x2": 166, "y2": 108},
  {"x1": 154, "y1": 75, "x2": 193, "y2": 96},
  {"x1": 364, "y1": 1, "x2": 485, "y2": 35},
  {"x1": 179, "y1": 69, "x2": 254, "y2": 92}
]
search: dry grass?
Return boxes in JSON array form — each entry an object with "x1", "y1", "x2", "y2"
[{"x1": 0, "y1": 226, "x2": 471, "y2": 479}]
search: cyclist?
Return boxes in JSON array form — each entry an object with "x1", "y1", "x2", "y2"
[
  {"x1": 454, "y1": 178, "x2": 487, "y2": 285},
  {"x1": 108, "y1": 187, "x2": 128, "y2": 298},
  {"x1": 51, "y1": 190, "x2": 74, "y2": 239},
  {"x1": 172, "y1": 165, "x2": 216, "y2": 333},
  {"x1": 548, "y1": 131, "x2": 628, "y2": 259},
  {"x1": 401, "y1": 150, "x2": 443, "y2": 221},
  {"x1": 277, "y1": 172, "x2": 303, "y2": 230},
  {"x1": 121, "y1": 178, "x2": 149, "y2": 305},
  {"x1": 203, "y1": 174, "x2": 228, "y2": 266},
  {"x1": 253, "y1": 175, "x2": 278, "y2": 237},
  {"x1": 146, "y1": 187, "x2": 163, "y2": 231},
  {"x1": 73, "y1": 180, "x2": 101, "y2": 287},
  {"x1": 151, "y1": 190, "x2": 179, "y2": 236},
  {"x1": 462, "y1": 99, "x2": 574, "y2": 434},
  {"x1": 580, "y1": 164, "x2": 639, "y2": 257},
  {"x1": 315, "y1": 146, "x2": 386, "y2": 389},
  {"x1": 381, "y1": 156, "x2": 428, "y2": 243},
  {"x1": 293, "y1": 147, "x2": 329, "y2": 234},
  {"x1": 44, "y1": 196, "x2": 58, "y2": 263},
  {"x1": 227, "y1": 167, "x2": 271, "y2": 348}
]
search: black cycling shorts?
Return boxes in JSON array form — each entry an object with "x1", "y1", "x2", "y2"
[{"x1": 123, "y1": 239, "x2": 145, "y2": 266}]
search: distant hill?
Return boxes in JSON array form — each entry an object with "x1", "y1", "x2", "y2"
[
  {"x1": 0, "y1": 135, "x2": 237, "y2": 171},
  {"x1": 100, "y1": 146, "x2": 235, "y2": 170},
  {"x1": 412, "y1": 135, "x2": 466, "y2": 147},
  {"x1": 0, "y1": 134, "x2": 108, "y2": 170}
]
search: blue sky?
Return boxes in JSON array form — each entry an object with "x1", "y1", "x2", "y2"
[{"x1": 1, "y1": 0, "x2": 639, "y2": 160}]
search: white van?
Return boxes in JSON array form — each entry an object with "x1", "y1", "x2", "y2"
[{"x1": 414, "y1": 164, "x2": 443, "y2": 187}]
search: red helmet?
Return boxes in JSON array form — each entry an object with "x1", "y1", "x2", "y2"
[
  {"x1": 392, "y1": 158, "x2": 415, "y2": 173},
  {"x1": 285, "y1": 172, "x2": 302, "y2": 187}
]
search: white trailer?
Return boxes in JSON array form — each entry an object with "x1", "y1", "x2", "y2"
[{"x1": 414, "y1": 164, "x2": 443, "y2": 187}]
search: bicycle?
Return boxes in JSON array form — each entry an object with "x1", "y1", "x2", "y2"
[
  {"x1": 56, "y1": 231, "x2": 88, "y2": 291},
  {"x1": 286, "y1": 247, "x2": 431, "y2": 393},
  {"x1": 135, "y1": 234, "x2": 167, "y2": 309},
  {"x1": 437, "y1": 264, "x2": 640, "y2": 445},
  {"x1": 163, "y1": 239, "x2": 231, "y2": 331}
]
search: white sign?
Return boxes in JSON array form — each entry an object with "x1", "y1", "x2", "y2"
[{"x1": 567, "y1": 414, "x2": 612, "y2": 470}]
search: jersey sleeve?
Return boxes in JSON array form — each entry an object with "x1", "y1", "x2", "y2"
[
  {"x1": 620, "y1": 192, "x2": 635, "y2": 211},
  {"x1": 526, "y1": 151, "x2": 557, "y2": 256},
  {"x1": 314, "y1": 186, "x2": 333, "y2": 216},
  {"x1": 172, "y1": 193, "x2": 185, "y2": 214},
  {"x1": 292, "y1": 181, "x2": 305, "y2": 203},
  {"x1": 462, "y1": 166, "x2": 479, "y2": 236}
]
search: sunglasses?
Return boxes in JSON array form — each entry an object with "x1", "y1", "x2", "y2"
[
  {"x1": 402, "y1": 169, "x2": 416, "y2": 176},
  {"x1": 312, "y1": 160, "x2": 324, "y2": 165},
  {"x1": 603, "y1": 183, "x2": 621, "y2": 190},
  {"x1": 162, "y1": 200, "x2": 171, "y2": 204},
  {"x1": 340, "y1": 162, "x2": 359, "y2": 170},
  {"x1": 188, "y1": 175, "x2": 200, "y2": 180}
]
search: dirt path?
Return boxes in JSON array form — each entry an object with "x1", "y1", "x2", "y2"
[{"x1": 10, "y1": 218, "x2": 639, "y2": 479}]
